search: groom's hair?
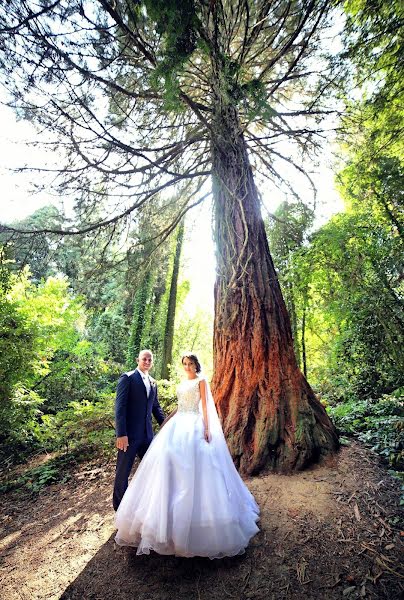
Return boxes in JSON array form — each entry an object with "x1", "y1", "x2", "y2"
[
  {"x1": 137, "y1": 349, "x2": 153, "y2": 359},
  {"x1": 181, "y1": 353, "x2": 202, "y2": 373}
]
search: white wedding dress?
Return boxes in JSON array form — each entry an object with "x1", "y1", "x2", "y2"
[{"x1": 115, "y1": 376, "x2": 260, "y2": 558}]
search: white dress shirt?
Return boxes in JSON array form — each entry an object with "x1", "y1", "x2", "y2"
[{"x1": 138, "y1": 368, "x2": 151, "y2": 397}]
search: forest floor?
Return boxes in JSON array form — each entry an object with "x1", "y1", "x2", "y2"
[{"x1": 0, "y1": 440, "x2": 403, "y2": 600}]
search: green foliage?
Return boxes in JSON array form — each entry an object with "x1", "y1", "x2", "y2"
[
  {"x1": 265, "y1": 103, "x2": 403, "y2": 413},
  {"x1": 2, "y1": 206, "x2": 65, "y2": 282},
  {"x1": 144, "y1": 0, "x2": 199, "y2": 68},
  {"x1": 36, "y1": 394, "x2": 115, "y2": 455},
  {"x1": 140, "y1": 0, "x2": 199, "y2": 110},
  {"x1": 2, "y1": 387, "x2": 45, "y2": 455},
  {"x1": 127, "y1": 270, "x2": 155, "y2": 367},
  {"x1": 327, "y1": 389, "x2": 404, "y2": 469},
  {"x1": 88, "y1": 305, "x2": 128, "y2": 364},
  {"x1": 343, "y1": 0, "x2": 404, "y2": 102},
  {"x1": 0, "y1": 269, "x2": 119, "y2": 461},
  {"x1": 172, "y1": 305, "x2": 213, "y2": 379},
  {"x1": 299, "y1": 0, "x2": 402, "y2": 403},
  {"x1": 10, "y1": 275, "x2": 85, "y2": 379},
  {"x1": 340, "y1": 0, "x2": 403, "y2": 188},
  {"x1": 0, "y1": 245, "x2": 13, "y2": 293},
  {"x1": 265, "y1": 202, "x2": 314, "y2": 371},
  {"x1": 0, "y1": 448, "x2": 95, "y2": 495},
  {"x1": 126, "y1": 216, "x2": 189, "y2": 379},
  {"x1": 337, "y1": 155, "x2": 403, "y2": 233},
  {"x1": 154, "y1": 378, "x2": 178, "y2": 417},
  {"x1": 0, "y1": 298, "x2": 36, "y2": 405},
  {"x1": 159, "y1": 221, "x2": 185, "y2": 379},
  {"x1": 3, "y1": 205, "x2": 133, "y2": 364},
  {"x1": 0, "y1": 380, "x2": 177, "y2": 494},
  {"x1": 238, "y1": 78, "x2": 277, "y2": 121},
  {"x1": 301, "y1": 204, "x2": 403, "y2": 399},
  {"x1": 36, "y1": 342, "x2": 119, "y2": 413},
  {"x1": 0, "y1": 250, "x2": 37, "y2": 408},
  {"x1": 0, "y1": 458, "x2": 70, "y2": 495}
]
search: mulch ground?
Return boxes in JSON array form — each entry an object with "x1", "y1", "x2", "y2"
[{"x1": 0, "y1": 440, "x2": 403, "y2": 600}]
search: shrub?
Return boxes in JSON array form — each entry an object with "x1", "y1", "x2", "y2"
[{"x1": 327, "y1": 389, "x2": 404, "y2": 469}]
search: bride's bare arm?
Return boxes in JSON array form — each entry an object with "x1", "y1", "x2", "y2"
[
  {"x1": 199, "y1": 379, "x2": 211, "y2": 442},
  {"x1": 160, "y1": 408, "x2": 177, "y2": 428}
]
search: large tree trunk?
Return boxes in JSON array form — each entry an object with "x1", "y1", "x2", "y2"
[{"x1": 210, "y1": 104, "x2": 338, "y2": 475}]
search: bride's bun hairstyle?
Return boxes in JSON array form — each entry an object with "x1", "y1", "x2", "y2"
[{"x1": 181, "y1": 353, "x2": 202, "y2": 374}]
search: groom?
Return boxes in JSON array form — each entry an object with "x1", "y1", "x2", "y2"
[{"x1": 113, "y1": 349, "x2": 165, "y2": 511}]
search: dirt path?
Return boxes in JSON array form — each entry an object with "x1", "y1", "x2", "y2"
[{"x1": 0, "y1": 441, "x2": 403, "y2": 600}]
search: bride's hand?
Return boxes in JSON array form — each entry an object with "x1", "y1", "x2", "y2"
[{"x1": 204, "y1": 428, "x2": 211, "y2": 443}]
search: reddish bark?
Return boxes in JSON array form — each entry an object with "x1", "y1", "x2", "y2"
[{"x1": 210, "y1": 105, "x2": 338, "y2": 475}]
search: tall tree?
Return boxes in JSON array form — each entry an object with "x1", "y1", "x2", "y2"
[
  {"x1": 293, "y1": 204, "x2": 404, "y2": 400},
  {"x1": 160, "y1": 220, "x2": 185, "y2": 379},
  {"x1": 1, "y1": 206, "x2": 66, "y2": 283},
  {"x1": 265, "y1": 201, "x2": 314, "y2": 372},
  {"x1": 127, "y1": 269, "x2": 154, "y2": 366},
  {"x1": 339, "y1": 0, "x2": 403, "y2": 191},
  {"x1": 0, "y1": 1, "x2": 339, "y2": 473}
]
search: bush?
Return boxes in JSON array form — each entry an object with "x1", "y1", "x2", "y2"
[
  {"x1": 37, "y1": 342, "x2": 121, "y2": 413},
  {"x1": 33, "y1": 378, "x2": 179, "y2": 455},
  {"x1": 155, "y1": 378, "x2": 178, "y2": 416},
  {"x1": 327, "y1": 388, "x2": 404, "y2": 469},
  {"x1": 37, "y1": 393, "x2": 116, "y2": 455}
]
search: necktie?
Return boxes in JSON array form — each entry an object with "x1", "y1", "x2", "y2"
[{"x1": 143, "y1": 375, "x2": 151, "y2": 397}]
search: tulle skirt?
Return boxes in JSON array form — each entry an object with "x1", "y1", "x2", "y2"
[{"x1": 115, "y1": 411, "x2": 260, "y2": 558}]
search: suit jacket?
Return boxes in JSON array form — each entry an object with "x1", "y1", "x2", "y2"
[{"x1": 115, "y1": 368, "x2": 165, "y2": 442}]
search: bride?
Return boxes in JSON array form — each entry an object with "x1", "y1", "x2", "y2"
[{"x1": 115, "y1": 353, "x2": 260, "y2": 558}]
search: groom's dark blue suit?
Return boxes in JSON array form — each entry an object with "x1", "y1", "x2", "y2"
[{"x1": 113, "y1": 368, "x2": 165, "y2": 510}]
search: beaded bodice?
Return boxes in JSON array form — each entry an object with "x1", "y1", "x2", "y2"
[{"x1": 177, "y1": 377, "x2": 201, "y2": 414}]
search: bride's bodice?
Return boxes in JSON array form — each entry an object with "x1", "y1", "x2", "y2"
[{"x1": 177, "y1": 378, "x2": 201, "y2": 414}]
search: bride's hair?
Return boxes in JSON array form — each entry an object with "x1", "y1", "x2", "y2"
[{"x1": 181, "y1": 352, "x2": 202, "y2": 374}]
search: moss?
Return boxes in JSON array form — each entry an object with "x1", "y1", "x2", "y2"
[
  {"x1": 265, "y1": 415, "x2": 279, "y2": 445},
  {"x1": 295, "y1": 419, "x2": 305, "y2": 442}
]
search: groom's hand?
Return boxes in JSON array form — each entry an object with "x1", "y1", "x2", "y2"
[{"x1": 116, "y1": 436, "x2": 129, "y2": 452}]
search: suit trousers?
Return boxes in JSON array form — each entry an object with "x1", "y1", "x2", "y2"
[{"x1": 113, "y1": 439, "x2": 150, "y2": 511}]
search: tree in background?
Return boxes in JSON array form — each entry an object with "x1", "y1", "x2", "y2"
[
  {"x1": 1, "y1": 206, "x2": 66, "y2": 283},
  {"x1": 339, "y1": 0, "x2": 403, "y2": 234},
  {"x1": 125, "y1": 197, "x2": 187, "y2": 378},
  {"x1": 0, "y1": 264, "x2": 116, "y2": 456},
  {"x1": 323, "y1": 0, "x2": 404, "y2": 397},
  {"x1": 4, "y1": 199, "x2": 189, "y2": 377},
  {"x1": 265, "y1": 202, "x2": 314, "y2": 375},
  {"x1": 3, "y1": 205, "x2": 131, "y2": 363},
  {"x1": 127, "y1": 270, "x2": 155, "y2": 366},
  {"x1": 160, "y1": 220, "x2": 185, "y2": 379},
  {"x1": 0, "y1": 1, "x2": 340, "y2": 473},
  {"x1": 296, "y1": 205, "x2": 403, "y2": 400},
  {"x1": 0, "y1": 249, "x2": 36, "y2": 419}
]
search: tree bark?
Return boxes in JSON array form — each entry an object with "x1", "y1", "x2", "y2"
[{"x1": 210, "y1": 103, "x2": 338, "y2": 475}]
